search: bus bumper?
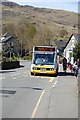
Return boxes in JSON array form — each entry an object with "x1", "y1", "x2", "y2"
[{"x1": 31, "y1": 69, "x2": 57, "y2": 75}]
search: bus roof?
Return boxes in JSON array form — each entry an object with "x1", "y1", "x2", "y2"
[{"x1": 33, "y1": 46, "x2": 57, "y2": 48}]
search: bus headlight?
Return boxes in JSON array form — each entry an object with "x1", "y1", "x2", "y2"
[{"x1": 33, "y1": 67, "x2": 37, "y2": 70}]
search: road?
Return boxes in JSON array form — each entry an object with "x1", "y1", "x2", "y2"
[{"x1": 0, "y1": 60, "x2": 78, "y2": 119}]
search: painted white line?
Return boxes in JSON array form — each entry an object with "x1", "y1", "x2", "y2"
[
  {"x1": 31, "y1": 76, "x2": 39, "y2": 78},
  {"x1": 0, "y1": 77, "x2": 5, "y2": 80},
  {"x1": 11, "y1": 73, "x2": 20, "y2": 77},
  {"x1": 13, "y1": 77, "x2": 16, "y2": 79},
  {"x1": 24, "y1": 75, "x2": 28, "y2": 77},
  {"x1": 41, "y1": 76, "x2": 45, "y2": 78},
  {"x1": 55, "y1": 81, "x2": 58, "y2": 83},
  {"x1": 40, "y1": 76, "x2": 50, "y2": 79},
  {"x1": 24, "y1": 71, "x2": 27, "y2": 74},
  {"x1": 52, "y1": 81, "x2": 58, "y2": 88},
  {"x1": 54, "y1": 82, "x2": 57, "y2": 85},
  {"x1": 31, "y1": 76, "x2": 35, "y2": 78},
  {"x1": 49, "y1": 77, "x2": 54, "y2": 82},
  {"x1": 31, "y1": 89, "x2": 45, "y2": 118},
  {"x1": 36, "y1": 76, "x2": 39, "y2": 78},
  {"x1": 17, "y1": 76, "x2": 22, "y2": 78},
  {"x1": 52, "y1": 85, "x2": 55, "y2": 88},
  {"x1": 19, "y1": 68, "x2": 23, "y2": 69}
]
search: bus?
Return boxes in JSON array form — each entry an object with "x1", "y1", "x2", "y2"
[{"x1": 30, "y1": 46, "x2": 59, "y2": 76}]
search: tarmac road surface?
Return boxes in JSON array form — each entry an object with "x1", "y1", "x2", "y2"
[{"x1": 0, "y1": 60, "x2": 78, "y2": 119}]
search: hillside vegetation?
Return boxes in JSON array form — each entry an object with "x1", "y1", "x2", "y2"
[{"x1": 1, "y1": 1, "x2": 78, "y2": 52}]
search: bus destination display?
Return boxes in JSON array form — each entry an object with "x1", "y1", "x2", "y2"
[{"x1": 35, "y1": 47, "x2": 55, "y2": 52}]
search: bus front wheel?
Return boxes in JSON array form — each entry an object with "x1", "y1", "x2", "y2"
[
  {"x1": 31, "y1": 72, "x2": 34, "y2": 75},
  {"x1": 54, "y1": 73, "x2": 58, "y2": 77},
  {"x1": 54, "y1": 70, "x2": 58, "y2": 77}
]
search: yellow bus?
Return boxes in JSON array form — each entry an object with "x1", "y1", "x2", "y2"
[{"x1": 30, "y1": 46, "x2": 59, "y2": 76}]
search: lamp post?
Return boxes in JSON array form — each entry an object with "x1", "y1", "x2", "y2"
[
  {"x1": 10, "y1": 51, "x2": 11, "y2": 61},
  {"x1": 20, "y1": 41, "x2": 23, "y2": 57},
  {"x1": 9, "y1": 43, "x2": 13, "y2": 61},
  {"x1": 48, "y1": 39, "x2": 50, "y2": 45}
]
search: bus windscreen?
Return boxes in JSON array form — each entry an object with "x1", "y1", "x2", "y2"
[{"x1": 33, "y1": 53, "x2": 55, "y2": 65}]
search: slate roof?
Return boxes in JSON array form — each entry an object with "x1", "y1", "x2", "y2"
[
  {"x1": 64, "y1": 34, "x2": 80, "y2": 49},
  {"x1": 55, "y1": 40, "x2": 68, "y2": 50},
  {"x1": 74, "y1": 34, "x2": 80, "y2": 41},
  {"x1": 0, "y1": 33, "x2": 13, "y2": 43}
]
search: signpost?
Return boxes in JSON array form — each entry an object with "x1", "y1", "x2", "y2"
[{"x1": 9, "y1": 43, "x2": 14, "y2": 61}]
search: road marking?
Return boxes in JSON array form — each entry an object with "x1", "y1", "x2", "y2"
[
  {"x1": 0, "y1": 77, "x2": 5, "y2": 80},
  {"x1": 52, "y1": 85, "x2": 55, "y2": 88},
  {"x1": 54, "y1": 82, "x2": 56, "y2": 85},
  {"x1": 30, "y1": 76, "x2": 41, "y2": 78},
  {"x1": 24, "y1": 71, "x2": 27, "y2": 74},
  {"x1": 24, "y1": 72, "x2": 27, "y2": 74},
  {"x1": 31, "y1": 76, "x2": 51, "y2": 79},
  {"x1": 41, "y1": 76, "x2": 49, "y2": 79},
  {"x1": 55, "y1": 81, "x2": 58, "y2": 83},
  {"x1": 24, "y1": 75, "x2": 28, "y2": 77},
  {"x1": 13, "y1": 77, "x2": 16, "y2": 79},
  {"x1": 31, "y1": 76, "x2": 34, "y2": 78},
  {"x1": 11, "y1": 73, "x2": 20, "y2": 77},
  {"x1": 19, "y1": 68, "x2": 22, "y2": 69},
  {"x1": 49, "y1": 77, "x2": 54, "y2": 82},
  {"x1": 52, "y1": 81, "x2": 58, "y2": 88},
  {"x1": 31, "y1": 89, "x2": 45, "y2": 118},
  {"x1": 36, "y1": 76, "x2": 39, "y2": 78}
]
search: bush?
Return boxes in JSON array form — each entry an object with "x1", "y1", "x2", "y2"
[
  {"x1": 2, "y1": 55, "x2": 19, "y2": 62},
  {"x1": 23, "y1": 54, "x2": 32, "y2": 60},
  {"x1": 59, "y1": 29, "x2": 68, "y2": 38}
]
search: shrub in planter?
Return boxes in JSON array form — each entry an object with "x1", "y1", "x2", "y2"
[
  {"x1": 1, "y1": 56, "x2": 20, "y2": 70},
  {"x1": 1, "y1": 61, "x2": 20, "y2": 70}
]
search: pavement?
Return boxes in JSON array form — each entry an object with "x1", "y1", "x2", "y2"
[
  {"x1": 48, "y1": 67, "x2": 79, "y2": 119},
  {"x1": 78, "y1": 73, "x2": 80, "y2": 120},
  {"x1": 48, "y1": 73, "x2": 78, "y2": 118},
  {"x1": 35, "y1": 65, "x2": 79, "y2": 118},
  {"x1": 0, "y1": 62, "x2": 79, "y2": 119}
]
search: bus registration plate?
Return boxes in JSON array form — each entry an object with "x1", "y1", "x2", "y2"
[{"x1": 40, "y1": 68, "x2": 46, "y2": 73}]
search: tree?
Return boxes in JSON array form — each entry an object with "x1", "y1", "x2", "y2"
[
  {"x1": 73, "y1": 41, "x2": 80, "y2": 60},
  {"x1": 3, "y1": 23, "x2": 16, "y2": 35},
  {"x1": 26, "y1": 23, "x2": 37, "y2": 39},
  {"x1": 59, "y1": 29, "x2": 68, "y2": 38}
]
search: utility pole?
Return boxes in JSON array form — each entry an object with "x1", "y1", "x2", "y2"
[
  {"x1": 21, "y1": 41, "x2": 22, "y2": 56},
  {"x1": 9, "y1": 42, "x2": 13, "y2": 61},
  {"x1": 10, "y1": 51, "x2": 11, "y2": 61},
  {"x1": 48, "y1": 39, "x2": 50, "y2": 45}
]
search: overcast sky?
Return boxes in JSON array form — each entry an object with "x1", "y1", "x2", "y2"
[{"x1": 9, "y1": 0, "x2": 79, "y2": 13}]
